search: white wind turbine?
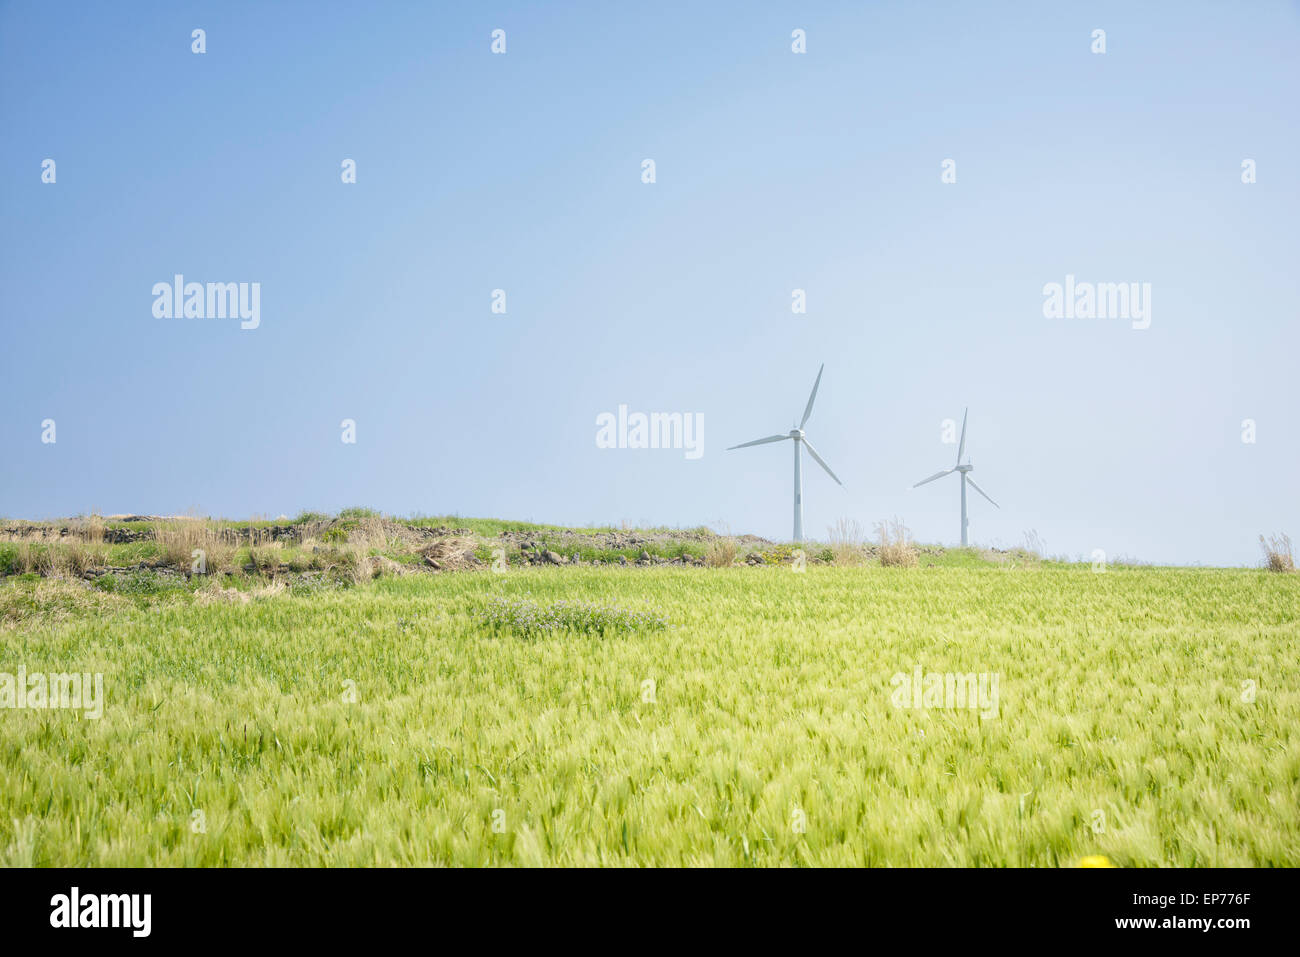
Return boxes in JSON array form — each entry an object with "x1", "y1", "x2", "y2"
[
  {"x1": 911, "y1": 408, "x2": 999, "y2": 547},
  {"x1": 727, "y1": 364, "x2": 842, "y2": 542}
]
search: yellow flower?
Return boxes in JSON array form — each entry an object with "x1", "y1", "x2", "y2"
[{"x1": 1078, "y1": 855, "x2": 1115, "y2": 868}]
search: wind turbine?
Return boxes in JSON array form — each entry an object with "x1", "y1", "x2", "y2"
[
  {"x1": 911, "y1": 408, "x2": 998, "y2": 547},
  {"x1": 727, "y1": 364, "x2": 842, "y2": 542}
]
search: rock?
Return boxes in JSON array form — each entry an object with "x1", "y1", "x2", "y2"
[
  {"x1": 618, "y1": 555, "x2": 628, "y2": 566},
  {"x1": 543, "y1": 550, "x2": 564, "y2": 565},
  {"x1": 639, "y1": 550, "x2": 650, "y2": 561}
]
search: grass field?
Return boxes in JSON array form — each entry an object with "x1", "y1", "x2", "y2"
[{"x1": 1, "y1": 562, "x2": 1297, "y2": 866}]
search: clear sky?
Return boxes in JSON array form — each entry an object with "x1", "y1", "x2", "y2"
[{"x1": 2, "y1": 1, "x2": 1296, "y2": 566}]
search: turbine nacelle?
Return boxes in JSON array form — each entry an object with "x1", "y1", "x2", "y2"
[
  {"x1": 727, "y1": 364, "x2": 842, "y2": 542},
  {"x1": 911, "y1": 407, "x2": 999, "y2": 547}
]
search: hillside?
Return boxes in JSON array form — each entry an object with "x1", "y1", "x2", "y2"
[{"x1": 0, "y1": 511, "x2": 1058, "y2": 605}]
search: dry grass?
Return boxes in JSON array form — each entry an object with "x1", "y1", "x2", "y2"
[
  {"x1": 703, "y1": 537, "x2": 738, "y2": 568},
  {"x1": 334, "y1": 517, "x2": 389, "y2": 581},
  {"x1": 295, "y1": 538, "x2": 334, "y2": 572},
  {"x1": 346, "y1": 550, "x2": 378, "y2": 584},
  {"x1": 294, "y1": 518, "x2": 331, "y2": 544},
  {"x1": 64, "y1": 542, "x2": 108, "y2": 576},
  {"x1": 1260, "y1": 533, "x2": 1295, "y2": 573},
  {"x1": 8, "y1": 531, "x2": 95, "y2": 578},
  {"x1": 875, "y1": 517, "x2": 918, "y2": 568},
  {"x1": 30, "y1": 541, "x2": 62, "y2": 576},
  {"x1": 14, "y1": 540, "x2": 38, "y2": 575},
  {"x1": 154, "y1": 520, "x2": 236, "y2": 575},
  {"x1": 339, "y1": 518, "x2": 430, "y2": 580},
  {"x1": 193, "y1": 580, "x2": 249, "y2": 606},
  {"x1": 194, "y1": 579, "x2": 287, "y2": 606},
  {"x1": 826, "y1": 517, "x2": 866, "y2": 566},
  {"x1": 1020, "y1": 529, "x2": 1046, "y2": 559},
  {"x1": 73, "y1": 511, "x2": 104, "y2": 544},
  {"x1": 370, "y1": 555, "x2": 408, "y2": 578},
  {"x1": 349, "y1": 516, "x2": 391, "y2": 551},
  {"x1": 419, "y1": 537, "x2": 477, "y2": 572},
  {"x1": 323, "y1": 541, "x2": 380, "y2": 585}
]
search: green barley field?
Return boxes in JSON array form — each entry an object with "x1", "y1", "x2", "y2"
[{"x1": 2, "y1": 563, "x2": 1297, "y2": 866}]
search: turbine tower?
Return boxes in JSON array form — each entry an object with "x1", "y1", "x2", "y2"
[
  {"x1": 911, "y1": 408, "x2": 999, "y2": 547},
  {"x1": 727, "y1": 364, "x2": 842, "y2": 542}
]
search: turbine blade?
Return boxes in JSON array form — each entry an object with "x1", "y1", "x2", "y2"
[
  {"x1": 726, "y1": 434, "x2": 789, "y2": 450},
  {"x1": 800, "y1": 438, "x2": 842, "y2": 486},
  {"x1": 966, "y1": 476, "x2": 999, "y2": 508},
  {"x1": 956, "y1": 408, "x2": 969, "y2": 465},
  {"x1": 912, "y1": 468, "x2": 955, "y2": 488},
  {"x1": 799, "y1": 364, "x2": 825, "y2": 429}
]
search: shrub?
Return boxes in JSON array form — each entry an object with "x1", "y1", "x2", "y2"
[
  {"x1": 1260, "y1": 533, "x2": 1295, "y2": 573},
  {"x1": 338, "y1": 506, "x2": 382, "y2": 520}
]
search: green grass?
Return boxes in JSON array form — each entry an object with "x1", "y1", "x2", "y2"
[
  {"x1": 524, "y1": 540, "x2": 707, "y2": 565},
  {"x1": 408, "y1": 515, "x2": 620, "y2": 537},
  {"x1": 1, "y1": 565, "x2": 1296, "y2": 866},
  {"x1": 478, "y1": 595, "x2": 670, "y2": 635}
]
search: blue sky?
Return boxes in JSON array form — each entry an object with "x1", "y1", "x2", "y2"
[{"x1": 2, "y1": 1, "x2": 1297, "y2": 565}]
